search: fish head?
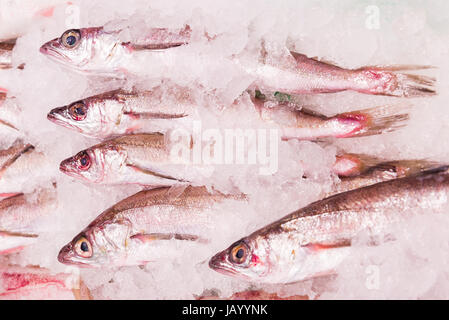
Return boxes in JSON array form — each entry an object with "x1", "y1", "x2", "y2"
[
  {"x1": 40, "y1": 27, "x2": 125, "y2": 74},
  {"x1": 59, "y1": 148, "x2": 105, "y2": 183},
  {"x1": 209, "y1": 237, "x2": 271, "y2": 281},
  {"x1": 47, "y1": 97, "x2": 114, "y2": 137},
  {"x1": 58, "y1": 221, "x2": 131, "y2": 267},
  {"x1": 59, "y1": 146, "x2": 126, "y2": 183}
]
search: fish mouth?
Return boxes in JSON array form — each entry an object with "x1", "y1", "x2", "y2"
[
  {"x1": 59, "y1": 158, "x2": 80, "y2": 177},
  {"x1": 47, "y1": 107, "x2": 83, "y2": 133},
  {"x1": 58, "y1": 244, "x2": 92, "y2": 267},
  {"x1": 40, "y1": 40, "x2": 68, "y2": 62},
  {"x1": 208, "y1": 252, "x2": 241, "y2": 277}
]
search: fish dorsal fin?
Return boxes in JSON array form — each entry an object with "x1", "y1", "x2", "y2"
[
  {"x1": 290, "y1": 51, "x2": 343, "y2": 70},
  {"x1": 166, "y1": 184, "x2": 189, "y2": 199}
]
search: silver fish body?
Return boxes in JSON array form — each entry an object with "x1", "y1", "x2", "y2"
[
  {"x1": 40, "y1": 26, "x2": 191, "y2": 77},
  {"x1": 47, "y1": 86, "x2": 196, "y2": 138},
  {"x1": 210, "y1": 168, "x2": 449, "y2": 283},
  {"x1": 59, "y1": 133, "x2": 198, "y2": 186}
]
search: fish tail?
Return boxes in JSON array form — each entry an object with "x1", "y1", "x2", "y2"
[
  {"x1": 355, "y1": 65, "x2": 436, "y2": 97},
  {"x1": 335, "y1": 105, "x2": 410, "y2": 138}
]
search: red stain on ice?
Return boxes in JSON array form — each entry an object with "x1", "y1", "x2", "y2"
[
  {"x1": 35, "y1": 6, "x2": 55, "y2": 18},
  {"x1": 1, "y1": 272, "x2": 66, "y2": 292}
]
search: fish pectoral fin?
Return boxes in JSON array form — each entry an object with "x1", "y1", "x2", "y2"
[
  {"x1": 123, "y1": 111, "x2": 187, "y2": 120},
  {"x1": 125, "y1": 163, "x2": 188, "y2": 182},
  {"x1": 130, "y1": 233, "x2": 204, "y2": 243},
  {"x1": 304, "y1": 239, "x2": 351, "y2": 252},
  {"x1": 0, "y1": 230, "x2": 38, "y2": 238}
]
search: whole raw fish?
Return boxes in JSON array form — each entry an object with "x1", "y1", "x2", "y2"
[
  {"x1": 40, "y1": 27, "x2": 435, "y2": 97},
  {"x1": 40, "y1": 26, "x2": 191, "y2": 77},
  {"x1": 58, "y1": 186, "x2": 246, "y2": 267},
  {"x1": 59, "y1": 133, "x2": 197, "y2": 186},
  {"x1": 209, "y1": 167, "x2": 449, "y2": 283},
  {"x1": 0, "y1": 265, "x2": 91, "y2": 300},
  {"x1": 0, "y1": 187, "x2": 57, "y2": 255},
  {"x1": 47, "y1": 85, "x2": 196, "y2": 138},
  {"x1": 253, "y1": 96, "x2": 409, "y2": 140}
]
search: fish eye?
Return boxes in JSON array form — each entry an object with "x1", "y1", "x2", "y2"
[
  {"x1": 69, "y1": 101, "x2": 87, "y2": 121},
  {"x1": 229, "y1": 241, "x2": 249, "y2": 264},
  {"x1": 74, "y1": 236, "x2": 93, "y2": 258},
  {"x1": 61, "y1": 29, "x2": 81, "y2": 49},
  {"x1": 76, "y1": 151, "x2": 91, "y2": 170}
]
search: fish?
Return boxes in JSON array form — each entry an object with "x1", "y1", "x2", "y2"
[
  {"x1": 47, "y1": 85, "x2": 196, "y2": 138},
  {"x1": 0, "y1": 140, "x2": 50, "y2": 194},
  {"x1": 58, "y1": 185, "x2": 246, "y2": 267},
  {"x1": 249, "y1": 50, "x2": 436, "y2": 97},
  {"x1": 0, "y1": 265, "x2": 92, "y2": 300},
  {"x1": 252, "y1": 96, "x2": 409, "y2": 140},
  {"x1": 40, "y1": 27, "x2": 435, "y2": 97},
  {"x1": 59, "y1": 133, "x2": 196, "y2": 186},
  {"x1": 40, "y1": 26, "x2": 191, "y2": 76},
  {"x1": 209, "y1": 166, "x2": 449, "y2": 284},
  {"x1": 0, "y1": 40, "x2": 14, "y2": 69},
  {"x1": 0, "y1": 187, "x2": 57, "y2": 255}
]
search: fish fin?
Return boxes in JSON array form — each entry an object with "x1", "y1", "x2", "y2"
[
  {"x1": 304, "y1": 239, "x2": 351, "y2": 252},
  {"x1": 130, "y1": 232, "x2": 204, "y2": 242},
  {"x1": 360, "y1": 65, "x2": 436, "y2": 72},
  {"x1": 166, "y1": 184, "x2": 189, "y2": 199},
  {"x1": 355, "y1": 66, "x2": 436, "y2": 97},
  {"x1": 0, "y1": 230, "x2": 38, "y2": 238},
  {"x1": 125, "y1": 163, "x2": 188, "y2": 183},
  {"x1": 0, "y1": 119, "x2": 18, "y2": 131},
  {"x1": 123, "y1": 111, "x2": 187, "y2": 119},
  {"x1": 290, "y1": 51, "x2": 344, "y2": 71},
  {"x1": 0, "y1": 192, "x2": 22, "y2": 201},
  {"x1": 124, "y1": 25, "x2": 191, "y2": 51},
  {"x1": 334, "y1": 105, "x2": 410, "y2": 138},
  {"x1": 0, "y1": 143, "x2": 34, "y2": 177}
]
